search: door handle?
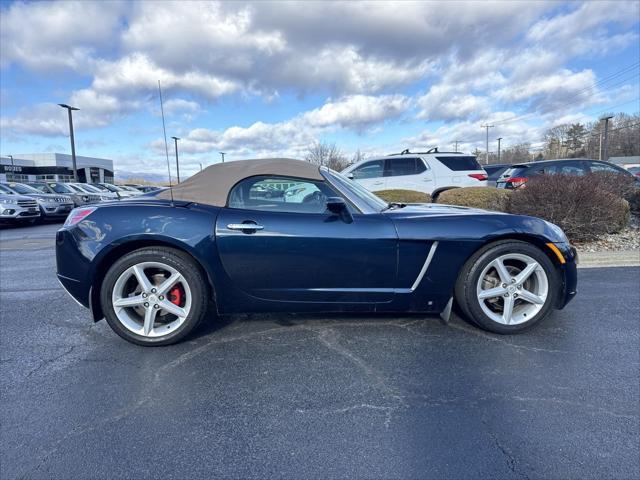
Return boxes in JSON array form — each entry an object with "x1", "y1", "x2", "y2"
[
  {"x1": 227, "y1": 223, "x2": 264, "y2": 231},
  {"x1": 373, "y1": 181, "x2": 384, "y2": 185}
]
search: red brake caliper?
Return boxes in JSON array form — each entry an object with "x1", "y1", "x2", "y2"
[{"x1": 168, "y1": 285, "x2": 183, "y2": 306}]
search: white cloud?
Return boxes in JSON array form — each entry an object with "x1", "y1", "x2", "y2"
[
  {"x1": 302, "y1": 95, "x2": 410, "y2": 129},
  {"x1": 151, "y1": 94, "x2": 410, "y2": 156},
  {"x1": 0, "y1": 1, "x2": 127, "y2": 70}
]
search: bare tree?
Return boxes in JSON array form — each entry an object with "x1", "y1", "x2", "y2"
[
  {"x1": 350, "y1": 149, "x2": 366, "y2": 166},
  {"x1": 305, "y1": 141, "x2": 349, "y2": 171}
]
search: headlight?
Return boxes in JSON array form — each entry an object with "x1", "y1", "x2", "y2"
[
  {"x1": 1, "y1": 198, "x2": 18, "y2": 205},
  {"x1": 36, "y1": 197, "x2": 46, "y2": 204},
  {"x1": 82, "y1": 195, "x2": 90, "y2": 202}
]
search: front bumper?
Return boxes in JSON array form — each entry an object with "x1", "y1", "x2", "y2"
[
  {"x1": 0, "y1": 204, "x2": 41, "y2": 219},
  {"x1": 556, "y1": 244, "x2": 578, "y2": 309},
  {"x1": 41, "y1": 203, "x2": 74, "y2": 217}
]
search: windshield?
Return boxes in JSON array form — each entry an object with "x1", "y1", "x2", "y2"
[
  {"x1": 102, "y1": 184, "x2": 123, "y2": 192},
  {"x1": 28, "y1": 183, "x2": 50, "y2": 193},
  {"x1": 48, "y1": 183, "x2": 75, "y2": 194},
  {"x1": 6, "y1": 183, "x2": 40, "y2": 194},
  {"x1": 79, "y1": 184, "x2": 102, "y2": 193},
  {"x1": 322, "y1": 168, "x2": 388, "y2": 212},
  {"x1": 0, "y1": 184, "x2": 15, "y2": 194}
]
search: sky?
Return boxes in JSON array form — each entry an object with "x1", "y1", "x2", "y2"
[{"x1": 1, "y1": 0, "x2": 639, "y2": 178}]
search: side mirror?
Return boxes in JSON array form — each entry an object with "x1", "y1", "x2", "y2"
[
  {"x1": 346, "y1": 173, "x2": 354, "y2": 180},
  {"x1": 326, "y1": 197, "x2": 353, "y2": 224}
]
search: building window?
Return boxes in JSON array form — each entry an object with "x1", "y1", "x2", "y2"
[
  {"x1": 36, "y1": 174, "x2": 56, "y2": 181},
  {"x1": 6, "y1": 173, "x2": 29, "y2": 182},
  {"x1": 57, "y1": 175, "x2": 74, "y2": 182}
]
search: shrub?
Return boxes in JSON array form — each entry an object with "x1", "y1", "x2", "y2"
[
  {"x1": 375, "y1": 189, "x2": 431, "y2": 203},
  {"x1": 507, "y1": 174, "x2": 630, "y2": 242},
  {"x1": 625, "y1": 188, "x2": 640, "y2": 213},
  {"x1": 435, "y1": 187, "x2": 511, "y2": 212}
]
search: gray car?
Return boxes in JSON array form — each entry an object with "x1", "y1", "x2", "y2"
[
  {"x1": 0, "y1": 192, "x2": 40, "y2": 225},
  {"x1": 28, "y1": 182, "x2": 101, "y2": 207},
  {"x1": 0, "y1": 182, "x2": 74, "y2": 219}
]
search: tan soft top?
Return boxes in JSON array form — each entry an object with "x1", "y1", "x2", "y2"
[{"x1": 156, "y1": 158, "x2": 323, "y2": 206}]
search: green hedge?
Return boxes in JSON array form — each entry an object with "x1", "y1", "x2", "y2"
[
  {"x1": 436, "y1": 187, "x2": 511, "y2": 211},
  {"x1": 375, "y1": 189, "x2": 431, "y2": 203}
]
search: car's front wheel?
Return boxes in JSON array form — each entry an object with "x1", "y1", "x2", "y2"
[
  {"x1": 101, "y1": 247, "x2": 209, "y2": 346},
  {"x1": 455, "y1": 240, "x2": 559, "y2": 334}
]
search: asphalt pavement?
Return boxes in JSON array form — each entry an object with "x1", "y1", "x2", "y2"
[{"x1": 1, "y1": 223, "x2": 639, "y2": 479}]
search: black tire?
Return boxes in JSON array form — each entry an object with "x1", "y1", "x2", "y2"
[
  {"x1": 454, "y1": 240, "x2": 559, "y2": 334},
  {"x1": 100, "y1": 247, "x2": 209, "y2": 346}
]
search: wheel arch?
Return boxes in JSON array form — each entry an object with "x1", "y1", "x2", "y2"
[
  {"x1": 89, "y1": 238, "x2": 216, "y2": 322},
  {"x1": 474, "y1": 233, "x2": 566, "y2": 269}
]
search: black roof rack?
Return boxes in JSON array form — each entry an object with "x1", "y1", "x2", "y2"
[{"x1": 388, "y1": 147, "x2": 465, "y2": 156}]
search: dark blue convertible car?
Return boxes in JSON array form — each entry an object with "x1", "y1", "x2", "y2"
[{"x1": 56, "y1": 158, "x2": 577, "y2": 346}]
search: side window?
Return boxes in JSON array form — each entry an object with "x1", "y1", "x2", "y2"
[
  {"x1": 589, "y1": 162, "x2": 623, "y2": 174},
  {"x1": 352, "y1": 160, "x2": 384, "y2": 179},
  {"x1": 559, "y1": 163, "x2": 587, "y2": 176},
  {"x1": 228, "y1": 176, "x2": 336, "y2": 214},
  {"x1": 386, "y1": 157, "x2": 424, "y2": 177}
]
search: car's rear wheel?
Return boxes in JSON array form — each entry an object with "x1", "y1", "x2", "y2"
[
  {"x1": 454, "y1": 240, "x2": 559, "y2": 334},
  {"x1": 101, "y1": 247, "x2": 208, "y2": 346}
]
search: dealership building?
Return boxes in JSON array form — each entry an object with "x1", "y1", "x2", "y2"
[{"x1": 0, "y1": 153, "x2": 114, "y2": 183}]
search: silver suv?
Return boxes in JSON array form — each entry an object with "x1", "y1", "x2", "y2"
[
  {"x1": 0, "y1": 182, "x2": 74, "y2": 219},
  {"x1": 0, "y1": 193, "x2": 40, "y2": 225}
]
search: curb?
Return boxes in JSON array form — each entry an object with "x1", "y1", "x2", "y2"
[{"x1": 576, "y1": 250, "x2": 640, "y2": 268}]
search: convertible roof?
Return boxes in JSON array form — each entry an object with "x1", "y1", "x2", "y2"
[{"x1": 156, "y1": 158, "x2": 323, "y2": 206}]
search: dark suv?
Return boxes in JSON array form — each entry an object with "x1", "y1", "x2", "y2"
[{"x1": 496, "y1": 158, "x2": 638, "y2": 189}]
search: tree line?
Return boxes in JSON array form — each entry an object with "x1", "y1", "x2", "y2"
[{"x1": 305, "y1": 111, "x2": 639, "y2": 169}]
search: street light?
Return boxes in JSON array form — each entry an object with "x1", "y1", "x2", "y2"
[
  {"x1": 171, "y1": 136, "x2": 181, "y2": 183},
  {"x1": 199, "y1": 162, "x2": 203, "y2": 172},
  {"x1": 497, "y1": 137, "x2": 503, "y2": 163},
  {"x1": 219, "y1": 152, "x2": 226, "y2": 163},
  {"x1": 58, "y1": 104, "x2": 79, "y2": 182},
  {"x1": 7, "y1": 155, "x2": 13, "y2": 166},
  {"x1": 600, "y1": 116, "x2": 614, "y2": 161}
]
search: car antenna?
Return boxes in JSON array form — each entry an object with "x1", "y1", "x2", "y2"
[{"x1": 158, "y1": 80, "x2": 174, "y2": 204}]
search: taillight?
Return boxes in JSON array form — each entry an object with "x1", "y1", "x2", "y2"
[
  {"x1": 468, "y1": 173, "x2": 488, "y2": 181},
  {"x1": 64, "y1": 206, "x2": 96, "y2": 227},
  {"x1": 506, "y1": 177, "x2": 528, "y2": 188}
]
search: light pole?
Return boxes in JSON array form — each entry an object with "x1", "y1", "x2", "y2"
[
  {"x1": 453, "y1": 140, "x2": 461, "y2": 152},
  {"x1": 600, "y1": 116, "x2": 614, "y2": 161},
  {"x1": 481, "y1": 124, "x2": 494, "y2": 164},
  {"x1": 199, "y1": 162, "x2": 203, "y2": 172},
  {"x1": 58, "y1": 104, "x2": 79, "y2": 181},
  {"x1": 7, "y1": 155, "x2": 13, "y2": 166},
  {"x1": 171, "y1": 136, "x2": 181, "y2": 183},
  {"x1": 497, "y1": 137, "x2": 503, "y2": 163},
  {"x1": 219, "y1": 152, "x2": 226, "y2": 163}
]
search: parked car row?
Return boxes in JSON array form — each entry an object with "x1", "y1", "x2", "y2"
[
  {"x1": 0, "y1": 181, "x2": 163, "y2": 226},
  {"x1": 342, "y1": 150, "x2": 638, "y2": 197}
]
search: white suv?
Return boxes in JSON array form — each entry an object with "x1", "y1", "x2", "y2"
[{"x1": 341, "y1": 148, "x2": 488, "y2": 199}]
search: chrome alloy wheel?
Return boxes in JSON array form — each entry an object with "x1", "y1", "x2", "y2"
[
  {"x1": 111, "y1": 261, "x2": 192, "y2": 338},
  {"x1": 475, "y1": 253, "x2": 549, "y2": 326}
]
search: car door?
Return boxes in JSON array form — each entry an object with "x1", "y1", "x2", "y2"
[
  {"x1": 384, "y1": 157, "x2": 433, "y2": 193},
  {"x1": 215, "y1": 175, "x2": 398, "y2": 304},
  {"x1": 350, "y1": 159, "x2": 387, "y2": 191}
]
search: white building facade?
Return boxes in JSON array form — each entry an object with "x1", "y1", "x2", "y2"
[{"x1": 0, "y1": 153, "x2": 114, "y2": 183}]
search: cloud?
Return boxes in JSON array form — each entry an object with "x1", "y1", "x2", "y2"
[
  {"x1": 0, "y1": 0, "x2": 127, "y2": 70},
  {"x1": 151, "y1": 94, "x2": 410, "y2": 156},
  {"x1": 494, "y1": 69, "x2": 598, "y2": 112},
  {"x1": 302, "y1": 95, "x2": 410, "y2": 129}
]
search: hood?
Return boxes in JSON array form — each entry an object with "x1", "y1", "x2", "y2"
[
  {"x1": 383, "y1": 202, "x2": 504, "y2": 218},
  {"x1": 0, "y1": 193, "x2": 35, "y2": 202},
  {"x1": 20, "y1": 192, "x2": 73, "y2": 202}
]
